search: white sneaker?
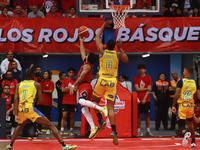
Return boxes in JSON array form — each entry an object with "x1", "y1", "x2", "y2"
[
  {"x1": 146, "y1": 132, "x2": 153, "y2": 136},
  {"x1": 182, "y1": 132, "x2": 191, "y2": 146},
  {"x1": 11, "y1": 127, "x2": 15, "y2": 135},
  {"x1": 46, "y1": 129, "x2": 51, "y2": 135},
  {"x1": 190, "y1": 143, "x2": 196, "y2": 148},
  {"x1": 37, "y1": 129, "x2": 42, "y2": 134},
  {"x1": 137, "y1": 131, "x2": 143, "y2": 136}
]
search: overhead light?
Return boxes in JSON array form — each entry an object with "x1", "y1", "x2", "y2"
[
  {"x1": 142, "y1": 53, "x2": 150, "y2": 58},
  {"x1": 43, "y1": 53, "x2": 48, "y2": 58}
]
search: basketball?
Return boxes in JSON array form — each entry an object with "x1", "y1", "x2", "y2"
[{"x1": 78, "y1": 26, "x2": 89, "y2": 38}]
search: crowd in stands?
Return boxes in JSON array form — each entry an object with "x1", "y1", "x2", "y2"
[{"x1": 0, "y1": 0, "x2": 199, "y2": 19}]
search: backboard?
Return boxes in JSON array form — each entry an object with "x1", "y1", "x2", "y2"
[{"x1": 76, "y1": 0, "x2": 162, "y2": 15}]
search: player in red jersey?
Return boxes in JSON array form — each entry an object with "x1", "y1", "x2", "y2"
[{"x1": 70, "y1": 37, "x2": 107, "y2": 139}]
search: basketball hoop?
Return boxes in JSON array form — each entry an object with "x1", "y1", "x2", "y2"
[{"x1": 109, "y1": 5, "x2": 131, "y2": 29}]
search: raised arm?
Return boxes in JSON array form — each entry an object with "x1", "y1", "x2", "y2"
[
  {"x1": 95, "y1": 20, "x2": 112, "y2": 56},
  {"x1": 79, "y1": 36, "x2": 86, "y2": 62},
  {"x1": 117, "y1": 39, "x2": 129, "y2": 63}
]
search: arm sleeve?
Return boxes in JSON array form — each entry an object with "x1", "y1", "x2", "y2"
[
  {"x1": 177, "y1": 80, "x2": 183, "y2": 88},
  {"x1": 133, "y1": 77, "x2": 138, "y2": 85}
]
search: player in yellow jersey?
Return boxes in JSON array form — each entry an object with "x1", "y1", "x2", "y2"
[
  {"x1": 172, "y1": 67, "x2": 199, "y2": 148},
  {"x1": 93, "y1": 20, "x2": 129, "y2": 145},
  {"x1": 6, "y1": 69, "x2": 77, "y2": 150}
]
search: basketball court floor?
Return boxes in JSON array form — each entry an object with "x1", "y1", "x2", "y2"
[{"x1": 0, "y1": 137, "x2": 198, "y2": 150}]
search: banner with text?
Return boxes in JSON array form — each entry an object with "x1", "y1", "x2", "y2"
[{"x1": 0, "y1": 17, "x2": 200, "y2": 53}]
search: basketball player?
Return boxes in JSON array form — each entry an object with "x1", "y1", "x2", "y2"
[
  {"x1": 172, "y1": 67, "x2": 197, "y2": 148},
  {"x1": 5, "y1": 69, "x2": 77, "y2": 150},
  {"x1": 93, "y1": 20, "x2": 129, "y2": 145},
  {"x1": 70, "y1": 36, "x2": 107, "y2": 139}
]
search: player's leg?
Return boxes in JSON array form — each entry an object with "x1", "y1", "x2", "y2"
[
  {"x1": 6, "y1": 121, "x2": 26, "y2": 150},
  {"x1": 137, "y1": 113, "x2": 143, "y2": 136},
  {"x1": 36, "y1": 116, "x2": 77, "y2": 150},
  {"x1": 61, "y1": 110, "x2": 68, "y2": 135},
  {"x1": 69, "y1": 109, "x2": 75, "y2": 136},
  {"x1": 186, "y1": 118, "x2": 196, "y2": 148},
  {"x1": 144, "y1": 102, "x2": 152, "y2": 136},
  {"x1": 107, "y1": 99, "x2": 119, "y2": 145}
]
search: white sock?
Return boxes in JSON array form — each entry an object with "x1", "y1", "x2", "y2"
[
  {"x1": 147, "y1": 128, "x2": 150, "y2": 132},
  {"x1": 138, "y1": 128, "x2": 141, "y2": 132},
  {"x1": 61, "y1": 127, "x2": 64, "y2": 132},
  {"x1": 81, "y1": 107, "x2": 95, "y2": 129},
  {"x1": 79, "y1": 98, "x2": 102, "y2": 111},
  {"x1": 70, "y1": 128, "x2": 73, "y2": 132}
]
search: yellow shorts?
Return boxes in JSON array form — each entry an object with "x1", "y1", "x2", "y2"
[
  {"x1": 177, "y1": 102, "x2": 194, "y2": 120},
  {"x1": 93, "y1": 76, "x2": 117, "y2": 101},
  {"x1": 18, "y1": 103, "x2": 44, "y2": 124}
]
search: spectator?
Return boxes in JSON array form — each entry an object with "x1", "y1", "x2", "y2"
[
  {"x1": 166, "y1": 0, "x2": 184, "y2": 15},
  {"x1": 192, "y1": 0, "x2": 200, "y2": 10},
  {"x1": 119, "y1": 74, "x2": 132, "y2": 93},
  {"x1": 174, "y1": 7, "x2": 183, "y2": 17},
  {"x1": 61, "y1": 67, "x2": 77, "y2": 136},
  {"x1": 10, "y1": 61, "x2": 22, "y2": 82},
  {"x1": 65, "y1": 6, "x2": 79, "y2": 18},
  {"x1": 36, "y1": 70, "x2": 54, "y2": 135},
  {"x1": 183, "y1": 0, "x2": 193, "y2": 15},
  {"x1": 169, "y1": 71, "x2": 180, "y2": 130},
  {"x1": 183, "y1": 8, "x2": 189, "y2": 17},
  {"x1": 28, "y1": 0, "x2": 44, "y2": 14},
  {"x1": 12, "y1": 5, "x2": 27, "y2": 18},
  {"x1": 55, "y1": 72, "x2": 66, "y2": 130},
  {"x1": 2, "y1": 70, "x2": 18, "y2": 95},
  {"x1": 46, "y1": 5, "x2": 61, "y2": 18},
  {"x1": 28, "y1": 5, "x2": 45, "y2": 18},
  {"x1": 91, "y1": 72, "x2": 99, "y2": 90},
  {"x1": 59, "y1": 0, "x2": 76, "y2": 13},
  {"x1": 152, "y1": 73, "x2": 170, "y2": 130},
  {"x1": 83, "y1": 0, "x2": 104, "y2": 17},
  {"x1": 133, "y1": 64, "x2": 153, "y2": 136},
  {"x1": 0, "y1": 7, "x2": 10, "y2": 18},
  {"x1": 2, "y1": 84, "x2": 16, "y2": 135},
  {"x1": 137, "y1": 6, "x2": 152, "y2": 17},
  {"x1": 137, "y1": 0, "x2": 152, "y2": 9},
  {"x1": 190, "y1": 7, "x2": 200, "y2": 17},
  {"x1": 0, "y1": 0, "x2": 13, "y2": 16},
  {"x1": 0, "y1": 51, "x2": 22, "y2": 75},
  {"x1": 13, "y1": 0, "x2": 28, "y2": 11},
  {"x1": 33, "y1": 66, "x2": 43, "y2": 82}
]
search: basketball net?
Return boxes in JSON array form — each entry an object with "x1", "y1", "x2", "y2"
[{"x1": 109, "y1": 5, "x2": 130, "y2": 29}]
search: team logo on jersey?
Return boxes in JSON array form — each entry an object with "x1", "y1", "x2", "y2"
[{"x1": 140, "y1": 80, "x2": 145, "y2": 88}]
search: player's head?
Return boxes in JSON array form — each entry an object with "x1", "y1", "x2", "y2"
[
  {"x1": 137, "y1": 64, "x2": 146, "y2": 75},
  {"x1": 158, "y1": 72, "x2": 167, "y2": 81},
  {"x1": 3, "y1": 84, "x2": 10, "y2": 94},
  {"x1": 86, "y1": 52, "x2": 96, "y2": 64},
  {"x1": 67, "y1": 67, "x2": 76, "y2": 79},
  {"x1": 106, "y1": 39, "x2": 115, "y2": 50},
  {"x1": 183, "y1": 67, "x2": 193, "y2": 77},
  {"x1": 43, "y1": 70, "x2": 52, "y2": 80},
  {"x1": 59, "y1": 72, "x2": 66, "y2": 80},
  {"x1": 24, "y1": 68, "x2": 34, "y2": 80}
]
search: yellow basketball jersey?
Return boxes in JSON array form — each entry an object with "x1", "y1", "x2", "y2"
[
  {"x1": 99, "y1": 49, "x2": 119, "y2": 78},
  {"x1": 19, "y1": 80, "x2": 37, "y2": 104},
  {"x1": 177, "y1": 78, "x2": 197, "y2": 104}
]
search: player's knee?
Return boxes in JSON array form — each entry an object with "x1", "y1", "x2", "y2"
[{"x1": 81, "y1": 107, "x2": 89, "y2": 114}]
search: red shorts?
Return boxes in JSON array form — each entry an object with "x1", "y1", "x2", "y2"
[{"x1": 79, "y1": 83, "x2": 92, "y2": 101}]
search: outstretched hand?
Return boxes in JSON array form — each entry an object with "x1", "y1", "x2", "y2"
[
  {"x1": 103, "y1": 20, "x2": 113, "y2": 28},
  {"x1": 79, "y1": 36, "x2": 85, "y2": 42}
]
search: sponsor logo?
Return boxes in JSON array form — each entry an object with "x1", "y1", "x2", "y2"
[{"x1": 108, "y1": 94, "x2": 114, "y2": 99}]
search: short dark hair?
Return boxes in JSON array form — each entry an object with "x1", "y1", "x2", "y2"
[
  {"x1": 88, "y1": 52, "x2": 96, "y2": 64},
  {"x1": 69, "y1": 6, "x2": 76, "y2": 12},
  {"x1": 67, "y1": 67, "x2": 76, "y2": 73},
  {"x1": 185, "y1": 67, "x2": 194, "y2": 74},
  {"x1": 137, "y1": 64, "x2": 146, "y2": 70},
  {"x1": 121, "y1": 74, "x2": 129, "y2": 81},
  {"x1": 2, "y1": 7, "x2": 8, "y2": 12},
  {"x1": 24, "y1": 68, "x2": 34, "y2": 79},
  {"x1": 6, "y1": 70, "x2": 12, "y2": 74},
  {"x1": 106, "y1": 39, "x2": 115, "y2": 50},
  {"x1": 59, "y1": 72, "x2": 65, "y2": 78},
  {"x1": 35, "y1": 66, "x2": 41, "y2": 70},
  {"x1": 3, "y1": 84, "x2": 10, "y2": 88},
  {"x1": 44, "y1": 70, "x2": 52, "y2": 79},
  {"x1": 158, "y1": 72, "x2": 167, "y2": 80}
]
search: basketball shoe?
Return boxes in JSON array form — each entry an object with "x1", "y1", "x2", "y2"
[
  {"x1": 100, "y1": 106, "x2": 108, "y2": 117},
  {"x1": 5, "y1": 145, "x2": 12, "y2": 150},
  {"x1": 110, "y1": 131, "x2": 119, "y2": 145},
  {"x1": 99, "y1": 119, "x2": 106, "y2": 132},
  {"x1": 190, "y1": 143, "x2": 196, "y2": 148},
  {"x1": 89, "y1": 126, "x2": 99, "y2": 139},
  {"x1": 182, "y1": 132, "x2": 191, "y2": 146},
  {"x1": 62, "y1": 144, "x2": 77, "y2": 150}
]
